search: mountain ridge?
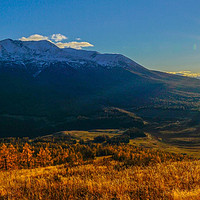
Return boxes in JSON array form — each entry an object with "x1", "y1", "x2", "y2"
[
  {"x1": 0, "y1": 39, "x2": 146, "y2": 71},
  {"x1": 0, "y1": 39, "x2": 200, "y2": 137}
]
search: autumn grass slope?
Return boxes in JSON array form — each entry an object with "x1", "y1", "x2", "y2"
[
  {"x1": 0, "y1": 141, "x2": 200, "y2": 200},
  {"x1": 1, "y1": 159, "x2": 200, "y2": 200}
]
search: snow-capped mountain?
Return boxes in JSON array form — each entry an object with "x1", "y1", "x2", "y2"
[
  {"x1": 1, "y1": 38, "x2": 200, "y2": 137},
  {"x1": 0, "y1": 39, "x2": 147, "y2": 76},
  {"x1": 0, "y1": 39, "x2": 60, "y2": 60}
]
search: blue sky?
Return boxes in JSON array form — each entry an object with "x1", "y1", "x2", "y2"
[{"x1": 1, "y1": 0, "x2": 200, "y2": 72}]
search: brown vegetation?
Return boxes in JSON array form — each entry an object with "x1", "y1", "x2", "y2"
[
  {"x1": 0, "y1": 141, "x2": 199, "y2": 199},
  {"x1": 0, "y1": 159, "x2": 200, "y2": 199}
]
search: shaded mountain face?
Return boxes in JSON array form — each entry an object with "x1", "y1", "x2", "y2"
[{"x1": 0, "y1": 39, "x2": 200, "y2": 137}]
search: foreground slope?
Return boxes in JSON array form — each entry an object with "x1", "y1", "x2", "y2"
[
  {"x1": 0, "y1": 139, "x2": 198, "y2": 200},
  {"x1": 1, "y1": 159, "x2": 200, "y2": 199}
]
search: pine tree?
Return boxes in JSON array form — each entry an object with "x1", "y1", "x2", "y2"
[
  {"x1": 0, "y1": 144, "x2": 18, "y2": 170},
  {"x1": 37, "y1": 147, "x2": 52, "y2": 167},
  {"x1": 21, "y1": 143, "x2": 34, "y2": 168},
  {"x1": 0, "y1": 144, "x2": 9, "y2": 170},
  {"x1": 8, "y1": 144, "x2": 18, "y2": 169}
]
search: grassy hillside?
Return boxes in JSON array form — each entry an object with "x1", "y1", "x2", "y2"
[
  {"x1": 0, "y1": 156, "x2": 200, "y2": 199},
  {"x1": 0, "y1": 137, "x2": 199, "y2": 200},
  {"x1": 1, "y1": 125, "x2": 200, "y2": 200}
]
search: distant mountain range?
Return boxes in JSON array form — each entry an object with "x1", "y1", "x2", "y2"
[{"x1": 0, "y1": 39, "x2": 200, "y2": 137}]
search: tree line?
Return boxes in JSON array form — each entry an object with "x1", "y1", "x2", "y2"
[{"x1": 0, "y1": 142, "x2": 194, "y2": 171}]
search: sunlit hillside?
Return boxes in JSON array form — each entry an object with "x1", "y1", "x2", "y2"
[
  {"x1": 1, "y1": 157, "x2": 200, "y2": 199},
  {"x1": 0, "y1": 138, "x2": 199, "y2": 200}
]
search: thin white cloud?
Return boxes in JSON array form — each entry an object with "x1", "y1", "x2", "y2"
[
  {"x1": 76, "y1": 37, "x2": 81, "y2": 41},
  {"x1": 51, "y1": 34, "x2": 67, "y2": 42},
  {"x1": 19, "y1": 34, "x2": 49, "y2": 41},
  {"x1": 55, "y1": 41, "x2": 94, "y2": 49},
  {"x1": 19, "y1": 34, "x2": 94, "y2": 49}
]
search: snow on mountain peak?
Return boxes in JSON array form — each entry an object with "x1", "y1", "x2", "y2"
[
  {"x1": 0, "y1": 39, "x2": 145, "y2": 73},
  {"x1": 0, "y1": 39, "x2": 60, "y2": 59},
  {"x1": 0, "y1": 39, "x2": 28, "y2": 55},
  {"x1": 22, "y1": 40, "x2": 59, "y2": 52}
]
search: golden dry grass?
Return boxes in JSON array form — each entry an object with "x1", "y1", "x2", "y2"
[
  {"x1": 1, "y1": 158, "x2": 200, "y2": 199},
  {"x1": 61, "y1": 129, "x2": 122, "y2": 141},
  {"x1": 130, "y1": 133, "x2": 200, "y2": 158}
]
